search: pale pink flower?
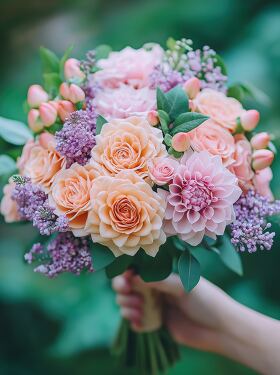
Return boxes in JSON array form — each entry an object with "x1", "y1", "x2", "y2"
[
  {"x1": 159, "y1": 151, "x2": 241, "y2": 246},
  {"x1": 0, "y1": 179, "x2": 20, "y2": 223},
  {"x1": 95, "y1": 85, "x2": 156, "y2": 119},
  {"x1": 253, "y1": 167, "x2": 274, "y2": 201},
  {"x1": 148, "y1": 157, "x2": 179, "y2": 186},
  {"x1": 95, "y1": 45, "x2": 163, "y2": 89}
]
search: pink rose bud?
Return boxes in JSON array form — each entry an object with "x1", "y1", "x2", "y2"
[
  {"x1": 57, "y1": 100, "x2": 75, "y2": 122},
  {"x1": 39, "y1": 102, "x2": 57, "y2": 127},
  {"x1": 48, "y1": 100, "x2": 59, "y2": 111},
  {"x1": 252, "y1": 149, "x2": 274, "y2": 171},
  {"x1": 27, "y1": 85, "x2": 49, "y2": 108},
  {"x1": 147, "y1": 110, "x2": 159, "y2": 126},
  {"x1": 59, "y1": 82, "x2": 70, "y2": 100},
  {"x1": 183, "y1": 77, "x2": 201, "y2": 99},
  {"x1": 64, "y1": 58, "x2": 85, "y2": 81},
  {"x1": 69, "y1": 84, "x2": 85, "y2": 103},
  {"x1": 28, "y1": 109, "x2": 44, "y2": 132},
  {"x1": 171, "y1": 132, "x2": 190, "y2": 152},
  {"x1": 250, "y1": 132, "x2": 270, "y2": 150},
  {"x1": 38, "y1": 132, "x2": 55, "y2": 149},
  {"x1": 240, "y1": 110, "x2": 260, "y2": 131}
]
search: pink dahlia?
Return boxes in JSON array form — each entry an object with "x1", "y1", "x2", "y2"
[
  {"x1": 159, "y1": 151, "x2": 242, "y2": 245},
  {"x1": 94, "y1": 84, "x2": 156, "y2": 119}
]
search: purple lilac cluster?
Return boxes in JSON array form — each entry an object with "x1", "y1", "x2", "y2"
[
  {"x1": 55, "y1": 109, "x2": 97, "y2": 167},
  {"x1": 80, "y1": 50, "x2": 100, "y2": 107},
  {"x1": 231, "y1": 190, "x2": 280, "y2": 253},
  {"x1": 149, "y1": 65, "x2": 184, "y2": 92},
  {"x1": 12, "y1": 176, "x2": 68, "y2": 235},
  {"x1": 25, "y1": 232, "x2": 93, "y2": 278}
]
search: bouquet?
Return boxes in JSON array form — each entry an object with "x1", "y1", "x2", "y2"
[{"x1": 1, "y1": 38, "x2": 280, "y2": 375}]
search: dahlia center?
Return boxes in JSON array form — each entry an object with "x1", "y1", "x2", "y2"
[{"x1": 181, "y1": 179, "x2": 215, "y2": 211}]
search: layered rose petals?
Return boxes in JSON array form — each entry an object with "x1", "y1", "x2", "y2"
[
  {"x1": 159, "y1": 151, "x2": 241, "y2": 246},
  {"x1": 84, "y1": 170, "x2": 166, "y2": 257},
  {"x1": 90, "y1": 116, "x2": 167, "y2": 180}
]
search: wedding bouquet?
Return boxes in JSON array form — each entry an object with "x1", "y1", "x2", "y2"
[{"x1": 1, "y1": 38, "x2": 280, "y2": 374}]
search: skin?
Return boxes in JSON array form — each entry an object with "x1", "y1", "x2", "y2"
[{"x1": 113, "y1": 271, "x2": 280, "y2": 375}]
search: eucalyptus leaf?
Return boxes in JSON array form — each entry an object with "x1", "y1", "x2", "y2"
[
  {"x1": 0, "y1": 155, "x2": 17, "y2": 176},
  {"x1": 40, "y1": 47, "x2": 60, "y2": 74},
  {"x1": 96, "y1": 115, "x2": 108, "y2": 135},
  {"x1": 178, "y1": 249, "x2": 200, "y2": 292},
  {"x1": 0, "y1": 117, "x2": 33, "y2": 145},
  {"x1": 171, "y1": 112, "x2": 209, "y2": 135},
  {"x1": 165, "y1": 85, "x2": 189, "y2": 121},
  {"x1": 164, "y1": 133, "x2": 172, "y2": 146},
  {"x1": 89, "y1": 242, "x2": 115, "y2": 271}
]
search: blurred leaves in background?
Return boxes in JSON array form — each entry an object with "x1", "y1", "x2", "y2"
[{"x1": 0, "y1": 0, "x2": 280, "y2": 374}]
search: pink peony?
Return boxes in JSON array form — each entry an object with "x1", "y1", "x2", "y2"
[
  {"x1": 253, "y1": 167, "x2": 274, "y2": 201},
  {"x1": 95, "y1": 45, "x2": 163, "y2": 89},
  {"x1": 159, "y1": 151, "x2": 241, "y2": 246},
  {"x1": 148, "y1": 157, "x2": 179, "y2": 186},
  {"x1": 95, "y1": 85, "x2": 156, "y2": 119}
]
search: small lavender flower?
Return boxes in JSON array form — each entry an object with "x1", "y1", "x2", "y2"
[
  {"x1": 230, "y1": 190, "x2": 280, "y2": 253},
  {"x1": 55, "y1": 109, "x2": 97, "y2": 166},
  {"x1": 25, "y1": 233, "x2": 93, "y2": 278},
  {"x1": 12, "y1": 176, "x2": 68, "y2": 235},
  {"x1": 149, "y1": 65, "x2": 184, "y2": 92}
]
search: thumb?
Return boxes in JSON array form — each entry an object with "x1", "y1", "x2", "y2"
[{"x1": 135, "y1": 274, "x2": 185, "y2": 298}]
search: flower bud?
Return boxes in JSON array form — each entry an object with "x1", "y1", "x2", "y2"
[
  {"x1": 69, "y1": 84, "x2": 85, "y2": 103},
  {"x1": 28, "y1": 109, "x2": 44, "y2": 132},
  {"x1": 57, "y1": 100, "x2": 75, "y2": 122},
  {"x1": 64, "y1": 58, "x2": 85, "y2": 81},
  {"x1": 147, "y1": 110, "x2": 159, "y2": 126},
  {"x1": 59, "y1": 82, "x2": 70, "y2": 100},
  {"x1": 171, "y1": 132, "x2": 190, "y2": 152},
  {"x1": 250, "y1": 132, "x2": 270, "y2": 150},
  {"x1": 38, "y1": 132, "x2": 55, "y2": 149},
  {"x1": 39, "y1": 102, "x2": 57, "y2": 127},
  {"x1": 252, "y1": 149, "x2": 274, "y2": 171},
  {"x1": 27, "y1": 85, "x2": 48, "y2": 108},
  {"x1": 240, "y1": 110, "x2": 260, "y2": 131},
  {"x1": 183, "y1": 77, "x2": 201, "y2": 99}
]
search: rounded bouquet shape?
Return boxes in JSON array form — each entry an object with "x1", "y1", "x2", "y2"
[{"x1": 1, "y1": 38, "x2": 280, "y2": 375}]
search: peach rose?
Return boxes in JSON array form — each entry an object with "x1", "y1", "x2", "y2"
[
  {"x1": 0, "y1": 179, "x2": 20, "y2": 223},
  {"x1": 231, "y1": 135, "x2": 254, "y2": 190},
  {"x1": 253, "y1": 167, "x2": 273, "y2": 201},
  {"x1": 189, "y1": 119, "x2": 235, "y2": 166},
  {"x1": 21, "y1": 133, "x2": 65, "y2": 192},
  {"x1": 85, "y1": 170, "x2": 166, "y2": 257},
  {"x1": 194, "y1": 89, "x2": 245, "y2": 132},
  {"x1": 90, "y1": 116, "x2": 167, "y2": 180},
  {"x1": 49, "y1": 163, "x2": 98, "y2": 235},
  {"x1": 148, "y1": 157, "x2": 179, "y2": 185},
  {"x1": 17, "y1": 139, "x2": 35, "y2": 173}
]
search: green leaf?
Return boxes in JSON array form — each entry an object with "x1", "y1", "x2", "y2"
[
  {"x1": 214, "y1": 54, "x2": 227, "y2": 75},
  {"x1": 0, "y1": 155, "x2": 17, "y2": 176},
  {"x1": 60, "y1": 45, "x2": 74, "y2": 78},
  {"x1": 164, "y1": 133, "x2": 172, "y2": 146},
  {"x1": 171, "y1": 112, "x2": 209, "y2": 135},
  {"x1": 105, "y1": 255, "x2": 132, "y2": 279},
  {"x1": 166, "y1": 37, "x2": 176, "y2": 50},
  {"x1": 168, "y1": 147, "x2": 183, "y2": 159},
  {"x1": 178, "y1": 249, "x2": 200, "y2": 292},
  {"x1": 95, "y1": 44, "x2": 112, "y2": 60},
  {"x1": 40, "y1": 47, "x2": 60, "y2": 74},
  {"x1": 227, "y1": 82, "x2": 270, "y2": 106},
  {"x1": 215, "y1": 234, "x2": 243, "y2": 276},
  {"x1": 43, "y1": 72, "x2": 62, "y2": 97},
  {"x1": 158, "y1": 110, "x2": 170, "y2": 134},
  {"x1": 0, "y1": 117, "x2": 33, "y2": 145},
  {"x1": 165, "y1": 85, "x2": 189, "y2": 121},
  {"x1": 156, "y1": 87, "x2": 170, "y2": 113},
  {"x1": 89, "y1": 242, "x2": 115, "y2": 271},
  {"x1": 96, "y1": 115, "x2": 108, "y2": 135}
]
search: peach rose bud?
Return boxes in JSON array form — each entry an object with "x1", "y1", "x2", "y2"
[
  {"x1": 171, "y1": 132, "x2": 190, "y2": 152},
  {"x1": 147, "y1": 110, "x2": 159, "y2": 126},
  {"x1": 59, "y1": 82, "x2": 70, "y2": 100},
  {"x1": 252, "y1": 149, "x2": 274, "y2": 171},
  {"x1": 28, "y1": 109, "x2": 44, "y2": 132},
  {"x1": 64, "y1": 58, "x2": 85, "y2": 81},
  {"x1": 251, "y1": 132, "x2": 270, "y2": 150},
  {"x1": 183, "y1": 77, "x2": 201, "y2": 99},
  {"x1": 240, "y1": 110, "x2": 260, "y2": 131},
  {"x1": 39, "y1": 102, "x2": 57, "y2": 127},
  {"x1": 57, "y1": 100, "x2": 75, "y2": 122},
  {"x1": 39, "y1": 132, "x2": 56, "y2": 149},
  {"x1": 69, "y1": 84, "x2": 85, "y2": 103},
  {"x1": 27, "y1": 85, "x2": 49, "y2": 108}
]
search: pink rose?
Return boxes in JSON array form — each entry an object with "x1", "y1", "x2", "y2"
[
  {"x1": 95, "y1": 45, "x2": 163, "y2": 89},
  {"x1": 231, "y1": 135, "x2": 254, "y2": 190},
  {"x1": 0, "y1": 180, "x2": 20, "y2": 223},
  {"x1": 194, "y1": 89, "x2": 245, "y2": 132},
  {"x1": 148, "y1": 157, "x2": 179, "y2": 185},
  {"x1": 17, "y1": 139, "x2": 35, "y2": 173},
  {"x1": 189, "y1": 119, "x2": 235, "y2": 166},
  {"x1": 253, "y1": 167, "x2": 274, "y2": 201}
]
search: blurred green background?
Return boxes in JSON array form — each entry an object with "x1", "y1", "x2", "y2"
[{"x1": 0, "y1": 0, "x2": 280, "y2": 374}]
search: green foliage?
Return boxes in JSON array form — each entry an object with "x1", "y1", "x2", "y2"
[
  {"x1": 0, "y1": 116, "x2": 33, "y2": 145},
  {"x1": 171, "y1": 112, "x2": 209, "y2": 135},
  {"x1": 59, "y1": 45, "x2": 74, "y2": 78},
  {"x1": 106, "y1": 255, "x2": 132, "y2": 279},
  {"x1": 165, "y1": 86, "x2": 189, "y2": 121},
  {"x1": 227, "y1": 82, "x2": 270, "y2": 106},
  {"x1": 43, "y1": 72, "x2": 62, "y2": 97},
  {"x1": 214, "y1": 54, "x2": 227, "y2": 75},
  {"x1": 157, "y1": 110, "x2": 170, "y2": 134},
  {"x1": 40, "y1": 47, "x2": 60, "y2": 74},
  {"x1": 0, "y1": 155, "x2": 17, "y2": 176},
  {"x1": 178, "y1": 249, "x2": 200, "y2": 292},
  {"x1": 96, "y1": 115, "x2": 108, "y2": 135},
  {"x1": 89, "y1": 242, "x2": 116, "y2": 271},
  {"x1": 212, "y1": 235, "x2": 243, "y2": 276},
  {"x1": 95, "y1": 44, "x2": 112, "y2": 60}
]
